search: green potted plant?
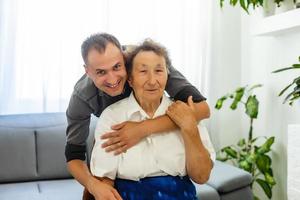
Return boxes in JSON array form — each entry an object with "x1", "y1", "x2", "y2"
[
  {"x1": 219, "y1": 0, "x2": 264, "y2": 13},
  {"x1": 219, "y1": 0, "x2": 298, "y2": 14},
  {"x1": 272, "y1": 56, "x2": 300, "y2": 105},
  {"x1": 215, "y1": 84, "x2": 276, "y2": 200}
]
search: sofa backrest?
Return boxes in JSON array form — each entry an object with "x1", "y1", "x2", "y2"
[{"x1": 0, "y1": 112, "x2": 96, "y2": 183}]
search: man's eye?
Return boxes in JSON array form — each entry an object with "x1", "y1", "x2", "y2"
[
  {"x1": 156, "y1": 69, "x2": 163, "y2": 73},
  {"x1": 140, "y1": 70, "x2": 147, "y2": 73},
  {"x1": 96, "y1": 70, "x2": 106, "y2": 75}
]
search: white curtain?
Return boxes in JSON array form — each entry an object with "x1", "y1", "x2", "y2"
[{"x1": 0, "y1": 0, "x2": 212, "y2": 114}]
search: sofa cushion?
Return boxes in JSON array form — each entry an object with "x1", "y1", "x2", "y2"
[
  {"x1": 36, "y1": 125, "x2": 71, "y2": 179},
  {"x1": 0, "y1": 113, "x2": 66, "y2": 128},
  {"x1": 0, "y1": 181, "x2": 40, "y2": 200},
  {"x1": 0, "y1": 127, "x2": 37, "y2": 183},
  {"x1": 220, "y1": 186, "x2": 253, "y2": 200},
  {"x1": 0, "y1": 179, "x2": 83, "y2": 200},
  {"x1": 194, "y1": 183, "x2": 220, "y2": 200},
  {"x1": 207, "y1": 161, "x2": 252, "y2": 193},
  {"x1": 38, "y1": 179, "x2": 83, "y2": 199}
]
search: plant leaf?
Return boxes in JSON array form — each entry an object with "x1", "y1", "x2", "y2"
[
  {"x1": 216, "y1": 155, "x2": 229, "y2": 162},
  {"x1": 239, "y1": 159, "x2": 252, "y2": 172},
  {"x1": 248, "y1": 84, "x2": 263, "y2": 92},
  {"x1": 246, "y1": 153, "x2": 257, "y2": 164},
  {"x1": 220, "y1": 0, "x2": 225, "y2": 7},
  {"x1": 278, "y1": 82, "x2": 294, "y2": 96},
  {"x1": 272, "y1": 66, "x2": 296, "y2": 73},
  {"x1": 245, "y1": 95, "x2": 259, "y2": 118},
  {"x1": 230, "y1": 87, "x2": 245, "y2": 110},
  {"x1": 216, "y1": 150, "x2": 230, "y2": 162},
  {"x1": 254, "y1": 196, "x2": 260, "y2": 200},
  {"x1": 223, "y1": 146, "x2": 238, "y2": 158},
  {"x1": 256, "y1": 178, "x2": 272, "y2": 198},
  {"x1": 215, "y1": 96, "x2": 227, "y2": 109},
  {"x1": 251, "y1": 136, "x2": 259, "y2": 143},
  {"x1": 239, "y1": 0, "x2": 249, "y2": 13},
  {"x1": 283, "y1": 87, "x2": 300, "y2": 104},
  {"x1": 265, "y1": 172, "x2": 276, "y2": 186},
  {"x1": 231, "y1": 0, "x2": 239, "y2": 6},
  {"x1": 256, "y1": 154, "x2": 271, "y2": 173},
  {"x1": 237, "y1": 138, "x2": 246, "y2": 147},
  {"x1": 257, "y1": 137, "x2": 275, "y2": 154},
  {"x1": 292, "y1": 64, "x2": 300, "y2": 68}
]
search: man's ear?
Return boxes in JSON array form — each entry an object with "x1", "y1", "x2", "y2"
[{"x1": 84, "y1": 65, "x2": 90, "y2": 77}]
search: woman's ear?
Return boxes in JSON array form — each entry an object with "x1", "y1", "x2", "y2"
[{"x1": 128, "y1": 76, "x2": 133, "y2": 87}]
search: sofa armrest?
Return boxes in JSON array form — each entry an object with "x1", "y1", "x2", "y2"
[{"x1": 207, "y1": 161, "x2": 252, "y2": 193}]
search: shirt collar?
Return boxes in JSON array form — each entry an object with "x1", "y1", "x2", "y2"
[{"x1": 126, "y1": 92, "x2": 171, "y2": 119}]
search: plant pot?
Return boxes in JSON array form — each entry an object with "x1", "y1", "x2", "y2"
[
  {"x1": 262, "y1": 0, "x2": 276, "y2": 17},
  {"x1": 275, "y1": 0, "x2": 295, "y2": 14}
]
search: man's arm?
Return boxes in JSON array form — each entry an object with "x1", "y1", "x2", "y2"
[
  {"x1": 142, "y1": 100, "x2": 210, "y2": 134},
  {"x1": 66, "y1": 92, "x2": 121, "y2": 200},
  {"x1": 68, "y1": 160, "x2": 121, "y2": 200},
  {"x1": 101, "y1": 98, "x2": 209, "y2": 154}
]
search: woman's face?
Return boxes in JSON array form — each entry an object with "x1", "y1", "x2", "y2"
[{"x1": 128, "y1": 50, "x2": 168, "y2": 105}]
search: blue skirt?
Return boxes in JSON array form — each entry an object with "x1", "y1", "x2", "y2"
[{"x1": 115, "y1": 175, "x2": 198, "y2": 200}]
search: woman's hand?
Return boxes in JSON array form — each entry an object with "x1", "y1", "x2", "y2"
[
  {"x1": 166, "y1": 96, "x2": 198, "y2": 131},
  {"x1": 100, "y1": 121, "x2": 146, "y2": 155}
]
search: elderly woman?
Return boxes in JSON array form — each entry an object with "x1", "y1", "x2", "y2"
[{"x1": 90, "y1": 40, "x2": 215, "y2": 200}]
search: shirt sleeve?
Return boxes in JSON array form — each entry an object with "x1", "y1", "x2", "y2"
[
  {"x1": 197, "y1": 124, "x2": 216, "y2": 162},
  {"x1": 165, "y1": 65, "x2": 206, "y2": 103},
  {"x1": 65, "y1": 92, "x2": 93, "y2": 162},
  {"x1": 90, "y1": 108, "x2": 120, "y2": 180}
]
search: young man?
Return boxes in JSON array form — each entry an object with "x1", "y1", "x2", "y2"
[{"x1": 66, "y1": 33, "x2": 210, "y2": 200}]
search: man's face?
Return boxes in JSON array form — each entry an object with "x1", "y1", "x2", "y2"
[
  {"x1": 128, "y1": 51, "x2": 168, "y2": 105},
  {"x1": 85, "y1": 43, "x2": 127, "y2": 96}
]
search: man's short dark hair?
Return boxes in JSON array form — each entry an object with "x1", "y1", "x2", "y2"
[
  {"x1": 126, "y1": 39, "x2": 172, "y2": 76},
  {"x1": 81, "y1": 33, "x2": 122, "y2": 65}
]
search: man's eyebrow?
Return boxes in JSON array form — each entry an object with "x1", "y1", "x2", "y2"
[{"x1": 95, "y1": 68, "x2": 105, "y2": 72}]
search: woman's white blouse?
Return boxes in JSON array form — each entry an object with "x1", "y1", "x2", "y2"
[{"x1": 90, "y1": 93, "x2": 215, "y2": 181}]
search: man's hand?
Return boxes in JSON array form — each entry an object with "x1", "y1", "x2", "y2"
[
  {"x1": 100, "y1": 121, "x2": 145, "y2": 155},
  {"x1": 166, "y1": 96, "x2": 198, "y2": 130},
  {"x1": 87, "y1": 177, "x2": 122, "y2": 200}
]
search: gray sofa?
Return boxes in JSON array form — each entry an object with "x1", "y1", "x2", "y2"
[{"x1": 0, "y1": 113, "x2": 253, "y2": 200}]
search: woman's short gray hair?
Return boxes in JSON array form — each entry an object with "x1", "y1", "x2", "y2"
[{"x1": 125, "y1": 39, "x2": 172, "y2": 76}]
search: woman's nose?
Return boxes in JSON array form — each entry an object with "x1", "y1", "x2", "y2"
[{"x1": 148, "y1": 73, "x2": 157, "y2": 85}]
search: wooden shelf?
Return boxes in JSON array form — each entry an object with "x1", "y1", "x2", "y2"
[{"x1": 252, "y1": 8, "x2": 300, "y2": 36}]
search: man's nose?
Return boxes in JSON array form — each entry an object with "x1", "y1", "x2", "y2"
[{"x1": 106, "y1": 71, "x2": 118, "y2": 84}]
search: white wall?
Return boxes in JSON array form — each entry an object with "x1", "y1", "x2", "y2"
[
  {"x1": 241, "y1": 11, "x2": 300, "y2": 200},
  {"x1": 209, "y1": 2, "x2": 300, "y2": 200},
  {"x1": 207, "y1": 2, "x2": 242, "y2": 150}
]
